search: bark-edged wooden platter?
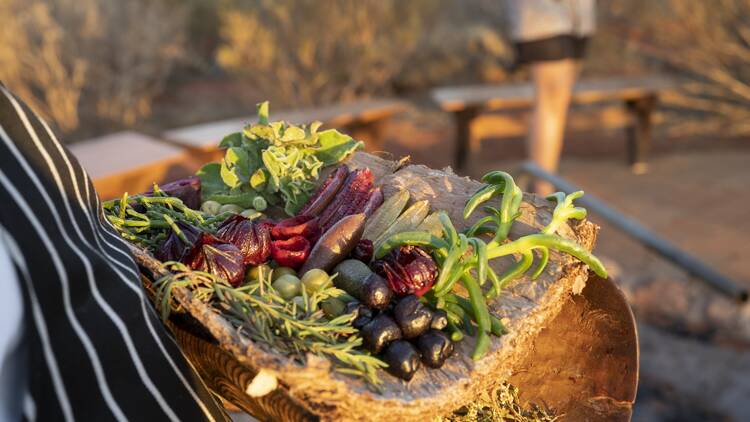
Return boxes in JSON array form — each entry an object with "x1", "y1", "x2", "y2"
[{"x1": 133, "y1": 152, "x2": 617, "y2": 421}]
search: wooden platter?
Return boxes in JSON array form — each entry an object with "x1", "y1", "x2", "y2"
[{"x1": 132, "y1": 152, "x2": 637, "y2": 421}]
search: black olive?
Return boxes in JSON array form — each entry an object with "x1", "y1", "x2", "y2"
[
  {"x1": 417, "y1": 329, "x2": 454, "y2": 368},
  {"x1": 393, "y1": 295, "x2": 433, "y2": 339},
  {"x1": 430, "y1": 309, "x2": 449, "y2": 330},
  {"x1": 382, "y1": 340, "x2": 421, "y2": 381},
  {"x1": 360, "y1": 314, "x2": 402, "y2": 354},
  {"x1": 360, "y1": 273, "x2": 394, "y2": 310},
  {"x1": 344, "y1": 301, "x2": 373, "y2": 320},
  {"x1": 352, "y1": 314, "x2": 372, "y2": 329},
  {"x1": 344, "y1": 300, "x2": 361, "y2": 316}
]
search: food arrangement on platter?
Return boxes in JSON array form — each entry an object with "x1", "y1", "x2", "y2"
[{"x1": 104, "y1": 103, "x2": 608, "y2": 419}]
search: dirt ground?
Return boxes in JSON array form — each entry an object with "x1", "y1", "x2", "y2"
[{"x1": 378, "y1": 109, "x2": 750, "y2": 421}]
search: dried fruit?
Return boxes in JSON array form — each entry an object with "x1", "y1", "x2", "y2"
[
  {"x1": 393, "y1": 295, "x2": 433, "y2": 339},
  {"x1": 360, "y1": 273, "x2": 394, "y2": 310},
  {"x1": 351, "y1": 239, "x2": 374, "y2": 263},
  {"x1": 270, "y1": 236, "x2": 311, "y2": 269},
  {"x1": 430, "y1": 309, "x2": 449, "y2": 330},
  {"x1": 417, "y1": 329, "x2": 454, "y2": 368},
  {"x1": 360, "y1": 314, "x2": 402, "y2": 354},
  {"x1": 217, "y1": 214, "x2": 272, "y2": 265},
  {"x1": 383, "y1": 340, "x2": 421, "y2": 381},
  {"x1": 372, "y1": 245, "x2": 438, "y2": 297},
  {"x1": 155, "y1": 221, "x2": 201, "y2": 262},
  {"x1": 182, "y1": 233, "x2": 246, "y2": 286}
]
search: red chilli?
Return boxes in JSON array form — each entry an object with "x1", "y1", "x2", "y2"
[{"x1": 271, "y1": 236, "x2": 311, "y2": 269}]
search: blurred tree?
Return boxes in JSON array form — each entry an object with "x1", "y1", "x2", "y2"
[
  {"x1": 0, "y1": 1, "x2": 86, "y2": 131},
  {"x1": 607, "y1": 0, "x2": 750, "y2": 137},
  {"x1": 216, "y1": 0, "x2": 438, "y2": 106},
  {"x1": 0, "y1": 0, "x2": 187, "y2": 133}
]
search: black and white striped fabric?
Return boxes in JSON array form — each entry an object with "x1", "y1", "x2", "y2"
[{"x1": 0, "y1": 84, "x2": 229, "y2": 421}]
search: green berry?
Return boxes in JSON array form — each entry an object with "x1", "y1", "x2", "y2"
[
  {"x1": 200, "y1": 200, "x2": 221, "y2": 216},
  {"x1": 272, "y1": 274, "x2": 302, "y2": 300},
  {"x1": 301, "y1": 269, "x2": 331, "y2": 294}
]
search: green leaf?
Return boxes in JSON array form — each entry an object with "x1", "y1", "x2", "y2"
[
  {"x1": 257, "y1": 101, "x2": 269, "y2": 125},
  {"x1": 220, "y1": 147, "x2": 251, "y2": 188},
  {"x1": 219, "y1": 132, "x2": 243, "y2": 149},
  {"x1": 250, "y1": 168, "x2": 267, "y2": 189},
  {"x1": 314, "y1": 129, "x2": 364, "y2": 166},
  {"x1": 280, "y1": 125, "x2": 306, "y2": 143},
  {"x1": 245, "y1": 124, "x2": 275, "y2": 141},
  {"x1": 196, "y1": 163, "x2": 226, "y2": 198}
]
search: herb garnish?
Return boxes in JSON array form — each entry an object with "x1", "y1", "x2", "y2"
[{"x1": 153, "y1": 262, "x2": 388, "y2": 388}]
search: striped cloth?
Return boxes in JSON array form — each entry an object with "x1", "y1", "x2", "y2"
[{"x1": 0, "y1": 84, "x2": 229, "y2": 421}]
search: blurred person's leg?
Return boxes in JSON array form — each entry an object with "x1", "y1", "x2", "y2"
[{"x1": 526, "y1": 58, "x2": 579, "y2": 195}]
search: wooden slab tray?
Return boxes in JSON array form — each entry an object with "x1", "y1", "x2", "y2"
[{"x1": 133, "y1": 152, "x2": 608, "y2": 421}]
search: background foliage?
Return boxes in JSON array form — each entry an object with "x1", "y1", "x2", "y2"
[{"x1": 1, "y1": 0, "x2": 749, "y2": 140}]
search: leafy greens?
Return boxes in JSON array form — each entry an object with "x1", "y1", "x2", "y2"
[{"x1": 197, "y1": 102, "x2": 363, "y2": 215}]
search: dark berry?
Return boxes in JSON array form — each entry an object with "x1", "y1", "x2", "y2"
[
  {"x1": 430, "y1": 309, "x2": 449, "y2": 330},
  {"x1": 360, "y1": 314, "x2": 401, "y2": 354},
  {"x1": 393, "y1": 295, "x2": 433, "y2": 339},
  {"x1": 417, "y1": 329, "x2": 454, "y2": 368},
  {"x1": 383, "y1": 340, "x2": 421, "y2": 381}
]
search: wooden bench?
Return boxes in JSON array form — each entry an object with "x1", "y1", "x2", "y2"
[
  {"x1": 431, "y1": 76, "x2": 675, "y2": 173},
  {"x1": 68, "y1": 131, "x2": 198, "y2": 199},
  {"x1": 162, "y1": 98, "x2": 408, "y2": 160}
]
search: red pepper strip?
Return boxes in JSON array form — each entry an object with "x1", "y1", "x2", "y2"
[
  {"x1": 270, "y1": 236, "x2": 310, "y2": 269},
  {"x1": 271, "y1": 215, "x2": 320, "y2": 240}
]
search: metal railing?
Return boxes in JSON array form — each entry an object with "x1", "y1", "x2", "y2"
[{"x1": 519, "y1": 161, "x2": 748, "y2": 303}]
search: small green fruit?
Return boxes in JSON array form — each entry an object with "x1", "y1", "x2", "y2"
[
  {"x1": 219, "y1": 204, "x2": 243, "y2": 214},
  {"x1": 301, "y1": 269, "x2": 331, "y2": 294},
  {"x1": 291, "y1": 295, "x2": 307, "y2": 310},
  {"x1": 246, "y1": 264, "x2": 271, "y2": 283},
  {"x1": 200, "y1": 200, "x2": 221, "y2": 216},
  {"x1": 252, "y1": 196, "x2": 268, "y2": 211},
  {"x1": 272, "y1": 266, "x2": 297, "y2": 281},
  {"x1": 273, "y1": 274, "x2": 301, "y2": 300},
  {"x1": 240, "y1": 209, "x2": 262, "y2": 220},
  {"x1": 321, "y1": 298, "x2": 346, "y2": 318}
]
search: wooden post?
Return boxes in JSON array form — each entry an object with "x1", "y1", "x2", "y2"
[
  {"x1": 625, "y1": 94, "x2": 657, "y2": 174},
  {"x1": 454, "y1": 107, "x2": 479, "y2": 173}
]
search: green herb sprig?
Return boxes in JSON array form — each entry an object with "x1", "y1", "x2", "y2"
[{"x1": 153, "y1": 262, "x2": 387, "y2": 388}]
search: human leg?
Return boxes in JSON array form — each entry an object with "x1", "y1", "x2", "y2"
[{"x1": 526, "y1": 58, "x2": 579, "y2": 195}]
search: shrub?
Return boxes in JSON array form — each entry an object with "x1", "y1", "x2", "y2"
[
  {"x1": 216, "y1": 0, "x2": 437, "y2": 106},
  {"x1": 605, "y1": 0, "x2": 750, "y2": 137},
  {"x1": 0, "y1": 1, "x2": 86, "y2": 131},
  {"x1": 0, "y1": 0, "x2": 187, "y2": 133}
]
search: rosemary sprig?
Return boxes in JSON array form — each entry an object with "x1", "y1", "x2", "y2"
[{"x1": 153, "y1": 263, "x2": 388, "y2": 387}]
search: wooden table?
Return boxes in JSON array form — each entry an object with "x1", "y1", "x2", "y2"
[{"x1": 431, "y1": 76, "x2": 675, "y2": 173}]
